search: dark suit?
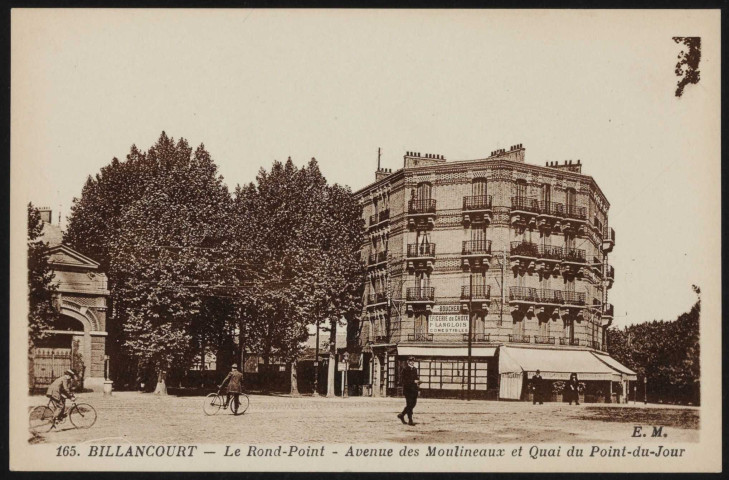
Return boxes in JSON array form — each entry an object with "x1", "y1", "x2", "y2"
[
  {"x1": 567, "y1": 378, "x2": 580, "y2": 405},
  {"x1": 531, "y1": 373, "x2": 544, "y2": 404},
  {"x1": 221, "y1": 370, "x2": 244, "y2": 412},
  {"x1": 400, "y1": 365, "x2": 420, "y2": 422}
]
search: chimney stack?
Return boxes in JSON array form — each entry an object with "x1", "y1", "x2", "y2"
[{"x1": 38, "y1": 207, "x2": 52, "y2": 224}]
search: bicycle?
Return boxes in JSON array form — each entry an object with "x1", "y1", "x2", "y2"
[
  {"x1": 29, "y1": 397, "x2": 97, "y2": 434},
  {"x1": 202, "y1": 389, "x2": 249, "y2": 416}
]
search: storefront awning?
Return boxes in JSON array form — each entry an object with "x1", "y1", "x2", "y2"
[
  {"x1": 498, "y1": 346, "x2": 622, "y2": 381},
  {"x1": 592, "y1": 352, "x2": 638, "y2": 380},
  {"x1": 397, "y1": 346, "x2": 497, "y2": 358}
]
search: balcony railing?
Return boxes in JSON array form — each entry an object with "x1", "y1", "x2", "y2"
[
  {"x1": 508, "y1": 287, "x2": 586, "y2": 306},
  {"x1": 379, "y1": 209, "x2": 390, "y2": 223},
  {"x1": 606, "y1": 264, "x2": 615, "y2": 279},
  {"x1": 462, "y1": 240, "x2": 492, "y2": 255},
  {"x1": 406, "y1": 287, "x2": 435, "y2": 302},
  {"x1": 509, "y1": 334, "x2": 531, "y2": 344},
  {"x1": 407, "y1": 333, "x2": 433, "y2": 342},
  {"x1": 407, "y1": 243, "x2": 436, "y2": 258},
  {"x1": 408, "y1": 199, "x2": 437, "y2": 214},
  {"x1": 460, "y1": 284, "x2": 491, "y2": 300},
  {"x1": 511, "y1": 197, "x2": 586, "y2": 220},
  {"x1": 559, "y1": 337, "x2": 581, "y2": 346},
  {"x1": 367, "y1": 292, "x2": 387, "y2": 305},
  {"x1": 510, "y1": 241, "x2": 540, "y2": 257},
  {"x1": 511, "y1": 196, "x2": 541, "y2": 213},
  {"x1": 538, "y1": 201, "x2": 565, "y2": 217},
  {"x1": 565, "y1": 204, "x2": 587, "y2": 220},
  {"x1": 368, "y1": 251, "x2": 387, "y2": 265},
  {"x1": 463, "y1": 195, "x2": 493, "y2": 210},
  {"x1": 463, "y1": 333, "x2": 490, "y2": 342},
  {"x1": 563, "y1": 247, "x2": 587, "y2": 263},
  {"x1": 534, "y1": 335, "x2": 556, "y2": 345}
]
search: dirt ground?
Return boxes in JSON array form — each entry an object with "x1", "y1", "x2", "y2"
[{"x1": 27, "y1": 392, "x2": 700, "y2": 445}]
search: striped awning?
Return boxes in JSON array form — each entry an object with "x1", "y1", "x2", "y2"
[{"x1": 498, "y1": 346, "x2": 622, "y2": 381}]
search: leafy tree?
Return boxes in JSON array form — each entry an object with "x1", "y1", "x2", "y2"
[
  {"x1": 28, "y1": 203, "x2": 58, "y2": 348},
  {"x1": 231, "y1": 158, "x2": 365, "y2": 395},
  {"x1": 109, "y1": 137, "x2": 235, "y2": 394},
  {"x1": 607, "y1": 285, "x2": 700, "y2": 404}
]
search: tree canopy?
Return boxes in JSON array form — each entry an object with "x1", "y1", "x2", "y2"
[{"x1": 607, "y1": 285, "x2": 700, "y2": 405}]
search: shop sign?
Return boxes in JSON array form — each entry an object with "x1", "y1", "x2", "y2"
[{"x1": 429, "y1": 315, "x2": 469, "y2": 334}]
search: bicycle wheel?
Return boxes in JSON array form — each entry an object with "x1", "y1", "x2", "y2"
[
  {"x1": 203, "y1": 393, "x2": 224, "y2": 416},
  {"x1": 236, "y1": 394, "x2": 249, "y2": 415},
  {"x1": 29, "y1": 406, "x2": 54, "y2": 434},
  {"x1": 69, "y1": 403, "x2": 97, "y2": 429}
]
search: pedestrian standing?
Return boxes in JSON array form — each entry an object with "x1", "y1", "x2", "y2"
[
  {"x1": 397, "y1": 356, "x2": 420, "y2": 426},
  {"x1": 531, "y1": 370, "x2": 544, "y2": 405},
  {"x1": 219, "y1": 364, "x2": 244, "y2": 414},
  {"x1": 567, "y1": 373, "x2": 580, "y2": 405}
]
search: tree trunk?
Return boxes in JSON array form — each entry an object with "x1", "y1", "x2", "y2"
[
  {"x1": 290, "y1": 358, "x2": 301, "y2": 397},
  {"x1": 326, "y1": 321, "x2": 337, "y2": 397},
  {"x1": 154, "y1": 369, "x2": 168, "y2": 395}
]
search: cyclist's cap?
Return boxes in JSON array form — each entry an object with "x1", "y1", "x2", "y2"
[
  {"x1": 407, "y1": 356, "x2": 415, "y2": 361},
  {"x1": 231, "y1": 364, "x2": 238, "y2": 369},
  {"x1": 65, "y1": 369, "x2": 76, "y2": 377}
]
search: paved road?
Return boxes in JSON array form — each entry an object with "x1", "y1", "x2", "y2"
[{"x1": 28, "y1": 392, "x2": 699, "y2": 445}]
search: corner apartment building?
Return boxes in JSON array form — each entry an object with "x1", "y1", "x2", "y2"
[{"x1": 353, "y1": 145, "x2": 634, "y2": 401}]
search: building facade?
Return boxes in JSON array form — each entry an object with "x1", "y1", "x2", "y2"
[
  {"x1": 353, "y1": 146, "x2": 633, "y2": 401},
  {"x1": 31, "y1": 208, "x2": 110, "y2": 392}
]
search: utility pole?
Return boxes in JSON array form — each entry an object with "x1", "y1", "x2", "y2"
[
  {"x1": 313, "y1": 309, "x2": 320, "y2": 397},
  {"x1": 467, "y1": 273, "x2": 473, "y2": 401},
  {"x1": 500, "y1": 247, "x2": 506, "y2": 326}
]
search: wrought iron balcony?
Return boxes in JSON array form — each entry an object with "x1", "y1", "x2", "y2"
[
  {"x1": 563, "y1": 247, "x2": 586, "y2": 263},
  {"x1": 368, "y1": 251, "x2": 387, "y2": 266},
  {"x1": 408, "y1": 199, "x2": 437, "y2": 214},
  {"x1": 602, "y1": 227, "x2": 616, "y2": 253},
  {"x1": 559, "y1": 337, "x2": 581, "y2": 346},
  {"x1": 463, "y1": 195, "x2": 493, "y2": 210},
  {"x1": 367, "y1": 292, "x2": 387, "y2": 305},
  {"x1": 407, "y1": 243, "x2": 436, "y2": 258},
  {"x1": 509, "y1": 334, "x2": 531, "y2": 344},
  {"x1": 606, "y1": 264, "x2": 615, "y2": 280},
  {"x1": 511, "y1": 196, "x2": 541, "y2": 214},
  {"x1": 462, "y1": 240, "x2": 492, "y2": 256},
  {"x1": 406, "y1": 287, "x2": 435, "y2": 302},
  {"x1": 538, "y1": 201, "x2": 566, "y2": 217},
  {"x1": 508, "y1": 287, "x2": 585, "y2": 306},
  {"x1": 564, "y1": 204, "x2": 587, "y2": 220},
  {"x1": 407, "y1": 333, "x2": 433, "y2": 342},
  {"x1": 510, "y1": 241, "x2": 539, "y2": 258},
  {"x1": 534, "y1": 335, "x2": 556, "y2": 345},
  {"x1": 460, "y1": 284, "x2": 491, "y2": 300},
  {"x1": 379, "y1": 209, "x2": 390, "y2": 223},
  {"x1": 463, "y1": 333, "x2": 490, "y2": 343}
]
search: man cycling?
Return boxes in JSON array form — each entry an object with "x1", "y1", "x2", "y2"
[{"x1": 46, "y1": 369, "x2": 76, "y2": 426}]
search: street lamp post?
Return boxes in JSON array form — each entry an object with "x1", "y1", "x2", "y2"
[
  {"x1": 313, "y1": 315, "x2": 320, "y2": 397},
  {"x1": 467, "y1": 274, "x2": 473, "y2": 401}
]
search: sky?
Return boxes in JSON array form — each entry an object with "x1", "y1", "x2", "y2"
[{"x1": 11, "y1": 9, "x2": 721, "y2": 328}]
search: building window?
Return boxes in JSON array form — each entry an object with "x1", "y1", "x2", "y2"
[
  {"x1": 416, "y1": 182, "x2": 432, "y2": 201},
  {"x1": 416, "y1": 359, "x2": 488, "y2": 391},
  {"x1": 516, "y1": 179, "x2": 527, "y2": 199},
  {"x1": 472, "y1": 178, "x2": 487, "y2": 197},
  {"x1": 542, "y1": 183, "x2": 551, "y2": 204}
]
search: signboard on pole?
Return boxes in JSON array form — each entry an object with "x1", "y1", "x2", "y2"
[{"x1": 429, "y1": 315, "x2": 469, "y2": 334}]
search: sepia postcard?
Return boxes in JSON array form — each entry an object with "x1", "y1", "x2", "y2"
[{"x1": 9, "y1": 8, "x2": 722, "y2": 473}]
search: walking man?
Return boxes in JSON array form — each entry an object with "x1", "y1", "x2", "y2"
[
  {"x1": 531, "y1": 369, "x2": 544, "y2": 405},
  {"x1": 219, "y1": 364, "x2": 244, "y2": 414},
  {"x1": 397, "y1": 356, "x2": 420, "y2": 426}
]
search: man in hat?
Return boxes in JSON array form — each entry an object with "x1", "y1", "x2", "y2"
[
  {"x1": 531, "y1": 369, "x2": 544, "y2": 405},
  {"x1": 46, "y1": 369, "x2": 77, "y2": 424},
  {"x1": 219, "y1": 364, "x2": 244, "y2": 414},
  {"x1": 397, "y1": 356, "x2": 420, "y2": 426}
]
